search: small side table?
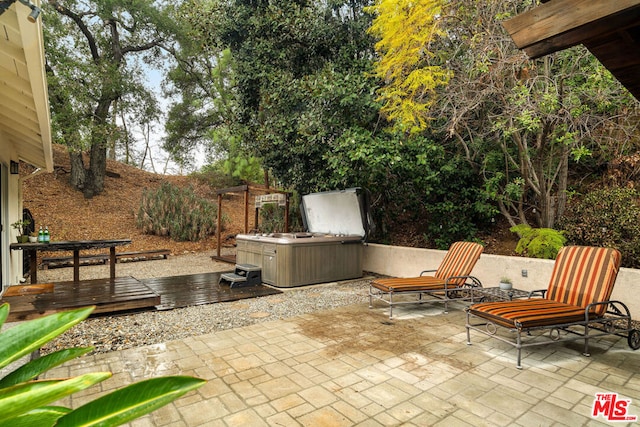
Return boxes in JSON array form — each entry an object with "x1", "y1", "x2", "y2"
[{"x1": 474, "y1": 287, "x2": 530, "y2": 302}]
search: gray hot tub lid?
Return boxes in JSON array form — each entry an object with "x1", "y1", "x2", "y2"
[{"x1": 301, "y1": 188, "x2": 369, "y2": 238}]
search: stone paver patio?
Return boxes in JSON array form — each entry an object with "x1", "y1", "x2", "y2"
[{"x1": 44, "y1": 302, "x2": 640, "y2": 426}]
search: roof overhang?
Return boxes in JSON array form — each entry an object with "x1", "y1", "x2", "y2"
[
  {"x1": 0, "y1": 0, "x2": 53, "y2": 171},
  {"x1": 503, "y1": 0, "x2": 640, "y2": 101}
]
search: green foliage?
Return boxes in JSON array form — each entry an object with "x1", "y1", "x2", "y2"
[
  {"x1": 429, "y1": 0, "x2": 639, "y2": 229},
  {"x1": 558, "y1": 187, "x2": 640, "y2": 268},
  {"x1": 510, "y1": 224, "x2": 566, "y2": 259},
  {"x1": 137, "y1": 182, "x2": 219, "y2": 241},
  {"x1": 163, "y1": 0, "x2": 380, "y2": 192},
  {"x1": 223, "y1": 155, "x2": 264, "y2": 184},
  {"x1": 0, "y1": 304, "x2": 205, "y2": 426},
  {"x1": 191, "y1": 161, "x2": 243, "y2": 189},
  {"x1": 10, "y1": 220, "x2": 31, "y2": 237},
  {"x1": 327, "y1": 129, "x2": 495, "y2": 246}
]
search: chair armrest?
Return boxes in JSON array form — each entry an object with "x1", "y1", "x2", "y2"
[
  {"x1": 586, "y1": 299, "x2": 632, "y2": 319},
  {"x1": 527, "y1": 289, "x2": 547, "y2": 298},
  {"x1": 420, "y1": 270, "x2": 437, "y2": 276},
  {"x1": 444, "y1": 275, "x2": 482, "y2": 289}
]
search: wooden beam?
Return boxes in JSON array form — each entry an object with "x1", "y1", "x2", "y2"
[{"x1": 503, "y1": 0, "x2": 640, "y2": 58}]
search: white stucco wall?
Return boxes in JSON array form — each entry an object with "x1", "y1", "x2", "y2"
[
  {"x1": 0, "y1": 152, "x2": 25, "y2": 290},
  {"x1": 363, "y1": 243, "x2": 640, "y2": 319}
]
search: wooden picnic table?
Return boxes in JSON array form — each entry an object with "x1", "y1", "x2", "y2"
[{"x1": 10, "y1": 239, "x2": 131, "y2": 283}]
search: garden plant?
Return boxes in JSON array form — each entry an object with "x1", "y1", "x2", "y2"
[{"x1": 0, "y1": 303, "x2": 205, "y2": 426}]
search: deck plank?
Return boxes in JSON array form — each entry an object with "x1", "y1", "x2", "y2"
[
  {"x1": 1, "y1": 272, "x2": 281, "y2": 320},
  {"x1": 1, "y1": 276, "x2": 160, "y2": 321},
  {"x1": 142, "y1": 272, "x2": 281, "y2": 310}
]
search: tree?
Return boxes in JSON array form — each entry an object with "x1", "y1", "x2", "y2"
[
  {"x1": 367, "y1": 0, "x2": 640, "y2": 228},
  {"x1": 437, "y1": 0, "x2": 640, "y2": 228},
  {"x1": 162, "y1": 0, "x2": 240, "y2": 170},
  {"x1": 166, "y1": 0, "x2": 381, "y2": 193},
  {"x1": 365, "y1": 0, "x2": 451, "y2": 134},
  {"x1": 44, "y1": 0, "x2": 178, "y2": 198}
]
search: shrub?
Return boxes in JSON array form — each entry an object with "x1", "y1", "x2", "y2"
[
  {"x1": 510, "y1": 224, "x2": 566, "y2": 259},
  {"x1": 558, "y1": 187, "x2": 640, "y2": 268},
  {"x1": 0, "y1": 304, "x2": 204, "y2": 426},
  {"x1": 137, "y1": 182, "x2": 219, "y2": 241}
]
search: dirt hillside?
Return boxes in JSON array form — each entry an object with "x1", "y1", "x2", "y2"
[
  {"x1": 20, "y1": 145, "x2": 518, "y2": 256},
  {"x1": 21, "y1": 145, "x2": 247, "y2": 256}
]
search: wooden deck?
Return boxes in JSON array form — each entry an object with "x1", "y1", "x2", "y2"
[
  {"x1": 1, "y1": 276, "x2": 161, "y2": 322},
  {"x1": 1, "y1": 272, "x2": 282, "y2": 321},
  {"x1": 142, "y1": 272, "x2": 282, "y2": 310}
]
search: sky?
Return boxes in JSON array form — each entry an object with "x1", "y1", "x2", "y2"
[{"x1": 125, "y1": 65, "x2": 206, "y2": 176}]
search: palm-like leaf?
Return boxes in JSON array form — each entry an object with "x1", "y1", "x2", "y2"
[
  {"x1": 0, "y1": 347, "x2": 94, "y2": 388},
  {"x1": 0, "y1": 304, "x2": 206, "y2": 426},
  {"x1": 10, "y1": 406, "x2": 71, "y2": 426},
  {"x1": 0, "y1": 303, "x2": 8, "y2": 328},
  {"x1": 0, "y1": 305, "x2": 94, "y2": 370},
  {"x1": 0, "y1": 373, "x2": 111, "y2": 423},
  {"x1": 56, "y1": 376, "x2": 206, "y2": 426}
]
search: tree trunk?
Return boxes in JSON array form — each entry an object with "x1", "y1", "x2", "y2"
[
  {"x1": 84, "y1": 142, "x2": 107, "y2": 198},
  {"x1": 555, "y1": 143, "x2": 570, "y2": 223},
  {"x1": 69, "y1": 151, "x2": 86, "y2": 191},
  {"x1": 83, "y1": 99, "x2": 111, "y2": 198}
]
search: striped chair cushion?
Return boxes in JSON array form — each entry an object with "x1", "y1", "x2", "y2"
[
  {"x1": 434, "y1": 241, "x2": 484, "y2": 286},
  {"x1": 371, "y1": 276, "x2": 447, "y2": 292},
  {"x1": 467, "y1": 299, "x2": 588, "y2": 329},
  {"x1": 545, "y1": 246, "x2": 621, "y2": 316},
  {"x1": 468, "y1": 246, "x2": 621, "y2": 328},
  {"x1": 371, "y1": 241, "x2": 483, "y2": 292}
]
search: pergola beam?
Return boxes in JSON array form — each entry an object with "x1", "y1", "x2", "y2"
[{"x1": 503, "y1": 0, "x2": 640, "y2": 59}]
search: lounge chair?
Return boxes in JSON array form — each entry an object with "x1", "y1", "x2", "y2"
[
  {"x1": 466, "y1": 246, "x2": 640, "y2": 369},
  {"x1": 369, "y1": 241, "x2": 484, "y2": 319}
]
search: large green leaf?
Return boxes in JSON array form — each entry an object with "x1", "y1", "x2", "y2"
[
  {"x1": 0, "y1": 347, "x2": 94, "y2": 389},
  {"x1": 10, "y1": 406, "x2": 71, "y2": 427},
  {"x1": 0, "y1": 306, "x2": 94, "y2": 370},
  {"x1": 0, "y1": 373, "x2": 110, "y2": 423},
  {"x1": 56, "y1": 376, "x2": 206, "y2": 426},
  {"x1": 0, "y1": 303, "x2": 8, "y2": 328}
]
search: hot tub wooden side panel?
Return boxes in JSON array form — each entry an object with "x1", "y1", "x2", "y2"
[{"x1": 236, "y1": 238, "x2": 363, "y2": 287}]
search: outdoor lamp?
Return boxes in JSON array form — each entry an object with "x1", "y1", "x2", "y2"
[
  {"x1": 0, "y1": 0, "x2": 41, "y2": 22},
  {"x1": 10, "y1": 160, "x2": 19, "y2": 175}
]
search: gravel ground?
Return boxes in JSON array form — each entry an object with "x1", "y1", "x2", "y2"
[{"x1": 32, "y1": 251, "x2": 372, "y2": 355}]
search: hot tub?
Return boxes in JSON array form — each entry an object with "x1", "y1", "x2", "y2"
[{"x1": 236, "y1": 188, "x2": 370, "y2": 287}]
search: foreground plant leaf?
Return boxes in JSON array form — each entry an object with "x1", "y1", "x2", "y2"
[
  {"x1": 0, "y1": 306, "x2": 94, "y2": 370},
  {"x1": 0, "y1": 347, "x2": 94, "y2": 389},
  {"x1": 56, "y1": 376, "x2": 206, "y2": 427},
  {"x1": 10, "y1": 406, "x2": 71, "y2": 427},
  {"x1": 0, "y1": 373, "x2": 111, "y2": 423},
  {"x1": 0, "y1": 303, "x2": 8, "y2": 328}
]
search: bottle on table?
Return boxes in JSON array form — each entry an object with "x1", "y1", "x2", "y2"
[
  {"x1": 44, "y1": 226, "x2": 50, "y2": 243},
  {"x1": 38, "y1": 226, "x2": 44, "y2": 243}
]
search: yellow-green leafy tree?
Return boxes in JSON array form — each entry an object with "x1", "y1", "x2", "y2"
[{"x1": 366, "y1": 0, "x2": 451, "y2": 133}]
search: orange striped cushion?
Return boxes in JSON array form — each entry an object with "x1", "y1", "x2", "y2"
[
  {"x1": 546, "y1": 246, "x2": 621, "y2": 316},
  {"x1": 434, "y1": 241, "x2": 484, "y2": 286},
  {"x1": 467, "y1": 299, "x2": 588, "y2": 329},
  {"x1": 371, "y1": 276, "x2": 447, "y2": 292},
  {"x1": 371, "y1": 241, "x2": 483, "y2": 291}
]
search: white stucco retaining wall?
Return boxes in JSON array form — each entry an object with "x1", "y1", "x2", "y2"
[{"x1": 363, "y1": 243, "x2": 640, "y2": 319}]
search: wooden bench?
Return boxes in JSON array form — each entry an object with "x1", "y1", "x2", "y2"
[
  {"x1": 115, "y1": 249, "x2": 171, "y2": 263},
  {"x1": 41, "y1": 254, "x2": 109, "y2": 269},
  {"x1": 41, "y1": 249, "x2": 171, "y2": 269}
]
